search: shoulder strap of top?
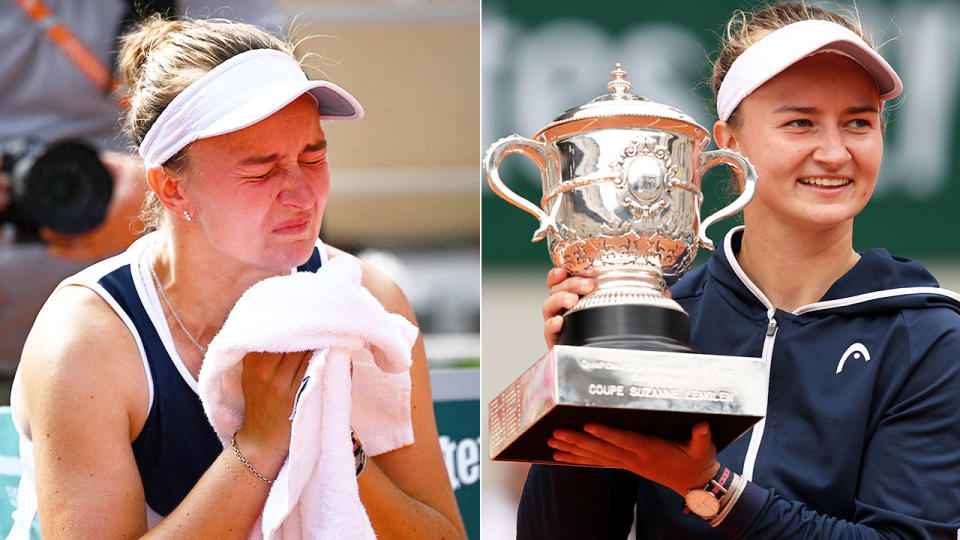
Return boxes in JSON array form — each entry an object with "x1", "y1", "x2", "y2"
[{"x1": 296, "y1": 237, "x2": 327, "y2": 273}]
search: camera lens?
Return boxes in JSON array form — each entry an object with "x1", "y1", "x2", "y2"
[{"x1": 15, "y1": 140, "x2": 113, "y2": 235}]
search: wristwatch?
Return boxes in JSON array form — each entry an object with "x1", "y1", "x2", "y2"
[{"x1": 684, "y1": 466, "x2": 735, "y2": 519}]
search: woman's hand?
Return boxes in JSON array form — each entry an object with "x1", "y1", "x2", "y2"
[
  {"x1": 542, "y1": 268, "x2": 597, "y2": 348},
  {"x1": 547, "y1": 422, "x2": 720, "y2": 496},
  {"x1": 234, "y1": 350, "x2": 312, "y2": 478}
]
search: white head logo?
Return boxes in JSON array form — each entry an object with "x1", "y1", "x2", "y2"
[{"x1": 836, "y1": 342, "x2": 871, "y2": 374}]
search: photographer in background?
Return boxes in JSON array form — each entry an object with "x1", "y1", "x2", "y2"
[{"x1": 0, "y1": 0, "x2": 282, "y2": 402}]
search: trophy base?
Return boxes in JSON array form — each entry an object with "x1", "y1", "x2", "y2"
[
  {"x1": 489, "y1": 345, "x2": 767, "y2": 465},
  {"x1": 558, "y1": 304, "x2": 692, "y2": 352}
]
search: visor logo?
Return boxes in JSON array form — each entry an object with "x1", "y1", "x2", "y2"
[{"x1": 836, "y1": 342, "x2": 871, "y2": 373}]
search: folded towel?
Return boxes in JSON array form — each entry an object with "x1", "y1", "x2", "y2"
[{"x1": 197, "y1": 255, "x2": 419, "y2": 539}]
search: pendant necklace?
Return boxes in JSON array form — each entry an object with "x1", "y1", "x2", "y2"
[{"x1": 149, "y1": 257, "x2": 207, "y2": 354}]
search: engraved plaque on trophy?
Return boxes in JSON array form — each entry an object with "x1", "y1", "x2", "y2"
[{"x1": 485, "y1": 65, "x2": 767, "y2": 464}]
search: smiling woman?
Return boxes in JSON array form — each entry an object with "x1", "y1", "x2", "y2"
[
  {"x1": 523, "y1": 2, "x2": 960, "y2": 539},
  {"x1": 8, "y1": 15, "x2": 465, "y2": 540},
  {"x1": 717, "y1": 52, "x2": 884, "y2": 255}
]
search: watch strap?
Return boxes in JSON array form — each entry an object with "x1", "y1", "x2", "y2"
[
  {"x1": 708, "y1": 471, "x2": 746, "y2": 527},
  {"x1": 708, "y1": 467, "x2": 733, "y2": 497},
  {"x1": 683, "y1": 465, "x2": 737, "y2": 518}
]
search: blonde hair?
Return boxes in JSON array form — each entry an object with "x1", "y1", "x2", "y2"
[
  {"x1": 117, "y1": 15, "x2": 295, "y2": 228},
  {"x1": 711, "y1": 2, "x2": 873, "y2": 127}
]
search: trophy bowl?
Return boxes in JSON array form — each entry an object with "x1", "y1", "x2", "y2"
[{"x1": 485, "y1": 64, "x2": 767, "y2": 463}]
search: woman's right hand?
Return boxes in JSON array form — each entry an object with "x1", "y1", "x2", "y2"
[
  {"x1": 234, "y1": 350, "x2": 312, "y2": 478},
  {"x1": 542, "y1": 268, "x2": 597, "y2": 348}
]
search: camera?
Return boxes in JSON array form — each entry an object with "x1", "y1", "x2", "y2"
[{"x1": 0, "y1": 138, "x2": 113, "y2": 243}]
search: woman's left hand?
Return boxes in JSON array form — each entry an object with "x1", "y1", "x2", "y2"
[{"x1": 548, "y1": 422, "x2": 720, "y2": 495}]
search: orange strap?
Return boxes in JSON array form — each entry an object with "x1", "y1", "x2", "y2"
[{"x1": 14, "y1": 0, "x2": 129, "y2": 108}]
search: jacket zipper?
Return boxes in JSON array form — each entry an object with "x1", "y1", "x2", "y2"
[{"x1": 741, "y1": 312, "x2": 778, "y2": 482}]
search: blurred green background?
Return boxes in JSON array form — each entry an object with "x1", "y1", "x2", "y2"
[
  {"x1": 480, "y1": 1, "x2": 960, "y2": 538},
  {"x1": 483, "y1": 0, "x2": 960, "y2": 266}
]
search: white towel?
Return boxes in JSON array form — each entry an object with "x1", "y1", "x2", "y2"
[{"x1": 197, "y1": 255, "x2": 418, "y2": 539}]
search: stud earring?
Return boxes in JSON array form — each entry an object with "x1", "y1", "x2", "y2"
[{"x1": 183, "y1": 210, "x2": 193, "y2": 222}]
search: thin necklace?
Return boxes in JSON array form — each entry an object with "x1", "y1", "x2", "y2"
[{"x1": 149, "y1": 258, "x2": 207, "y2": 354}]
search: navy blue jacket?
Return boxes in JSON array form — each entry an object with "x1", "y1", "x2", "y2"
[{"x1": 517, "y1": 228, "x2": 960, "y2": 539}]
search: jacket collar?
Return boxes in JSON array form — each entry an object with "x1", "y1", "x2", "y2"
[{"x1": 703, "y1": 226, "x2": 957, "y2": 317}]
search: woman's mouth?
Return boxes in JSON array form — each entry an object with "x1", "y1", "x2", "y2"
[
  {"x1": 798, "y1": 177, "x2": 852, "y2": 187},
  {"x1": 273, "y1": 216, "x2": 311, "y2": 234}
]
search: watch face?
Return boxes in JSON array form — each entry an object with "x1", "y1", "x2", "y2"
[{"x1": 684, "y1": 489, "x2": 720, "y2": 517}]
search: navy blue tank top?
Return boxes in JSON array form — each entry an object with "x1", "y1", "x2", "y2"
[{"x1": 89, "y1": 235, "x2": 324, "y2": 516}]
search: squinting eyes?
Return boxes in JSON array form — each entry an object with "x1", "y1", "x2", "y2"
[
  {"x1": 244, "y1": 160, "x2": 327, "y2": 180},
  {"x1": 248, "y1": 171, "x2": 273, "y2": 180}
]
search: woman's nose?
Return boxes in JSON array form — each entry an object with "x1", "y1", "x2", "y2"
[
  {"x1": 278, "y1": 170, "x2": 318, "y2": 209},
  {"x1": 812, "y1": 127, "x2": 852, "y2": 169}
]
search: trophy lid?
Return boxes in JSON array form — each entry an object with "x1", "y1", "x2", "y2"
[{"x1": 535, "y1": 64, "x2": 709, "y2": 141}]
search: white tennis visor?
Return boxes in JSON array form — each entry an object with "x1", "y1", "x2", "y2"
[
  {"x1": 139, "y1": 48, "x2": 364, "y2": 166},
  {"x1": 716, "y1": 20, "x2": 902, "y2": 122}
]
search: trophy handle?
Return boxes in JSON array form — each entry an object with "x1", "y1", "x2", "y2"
[
  {"x1": 484, "y1": 134, "x2": 556, "y2": 242},
  {"x1": 696, "y1": 149, "x2": 758, "y2": 251}
]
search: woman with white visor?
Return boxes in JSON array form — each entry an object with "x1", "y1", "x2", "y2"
[
  {"x1": 10, "y1": 16, "x2": 466, "y2": 539},
  {"x1": 519, "y1": 3, "x2": 960, "y2": 539}
]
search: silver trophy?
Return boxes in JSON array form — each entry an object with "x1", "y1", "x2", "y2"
[{"x1": 486, "y1": 65, "x2": 768, "y2": 464}]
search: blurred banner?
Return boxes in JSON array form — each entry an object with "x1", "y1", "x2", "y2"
[
  {"x1": 482, "y1": 0, "x2": 960, "y2": 266},
  {"x1": 432, "y1": 368, "x2": 481, "y2": 539}
]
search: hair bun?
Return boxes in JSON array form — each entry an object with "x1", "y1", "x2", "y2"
[{"x1": 117, "y1": 14, "x2": 183, "y2": 89}]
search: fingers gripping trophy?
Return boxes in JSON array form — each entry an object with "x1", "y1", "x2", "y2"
[{"x1": 485, "y1": 65, "x2": 768, "y2": 464}]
